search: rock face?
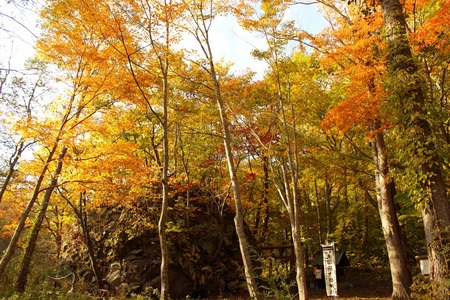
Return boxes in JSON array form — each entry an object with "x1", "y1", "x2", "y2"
[{"x1": 63, "y1": 192, "x2": 251, "y2": 299}]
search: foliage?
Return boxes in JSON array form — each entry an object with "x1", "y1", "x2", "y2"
[
  {"x1": 1, "y1": 0, "x2": 450, "y2": 297},
  {"x1": 257, "y1": 256, "x2": 297, "y2": 299}
]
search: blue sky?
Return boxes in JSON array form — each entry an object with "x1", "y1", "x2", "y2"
[{"x1": 1, "y1": 1, "x2": 327, "y2": 77}]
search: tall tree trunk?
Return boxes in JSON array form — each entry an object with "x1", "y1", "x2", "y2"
[
  {"x1": 0, "y1": 140, "x2": 61, "y2": 280},
  {"x1": 276, "y1": 163, "x2": 308, "y2": 300},
  {"x1": 379, "y1": 0, "x2": 450, "y2": 294},
  {"x1": 158, "y1": 78, "x2": 170, "y2": 299},
  {"x1": 262, "y1": 156, "x2": 270, "y2": 236},
  {"x1": 187, "y1": 3, "x2": 260, "y2": 298},
  {"x1": 255, "y1": 155, "x2": 270, "y2": 242},
  {"x1": 60, "y1": 190, "x2": 104, "y2": 290},
  {"x1": 16, "y1": 147, "x2": 68, "y2": 292},
  {"x1": 209, "y1": 59, "x2": 260, "y2": 300},
  {"x1": 314, "y1": 179, "x2": 323, "y2": 245},
  {"x1": 274, "y1": 91, "x2": 308, "y2": 299},
  {"x1": 324, "y1": 177, "x2": 332, "y2": 241},
  {"x1": 117, "y1": 1, "x2": 173, "y2": 296},
  {"x1": 292, "y1": 203, "x2": 308, "y2": 300},
  {"x1": 156, "y1": 4, "x2": 171, "y2": 297},
  {"x1": 371, "y1": 120, "x2": 412, "y2": 299},
  {"x1": 79, "y1": 192, "x2": 104, "y2": 290}
]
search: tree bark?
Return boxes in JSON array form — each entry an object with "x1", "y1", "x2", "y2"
[
  {"x1": 0, "y1": 140, "x2": 61, "y2": 280},
  {"x1": 0, "y1": 141, "x2": 28, "y2": 203},
  {"x1": 62, "y1": 190, "x2": 105, "y2": 291},
  {"x1": 371, "y1": 120, "x2": 412, "y2": 299},
  {"x1": 116, "y1": 1, "x2": 173, "y2": 297},
  {"x1": 16, "y1": 146, "x2": 68, "y2": 292},
  {"x1": 158, "y1": 65, "x2": 170, "y2": 300},
  {"x1": 324, "y1": 177, "x2": 332, "y2": 241},
  {"x1": 209, "y1": 56, "x2": 260, "y2": 300},
  {"x1": 272, "y1": 84, "x2": 308, "y2": 299},
  {"x1": 255, "y1": 155, "x2": 270, "y2": 242},
  {"x1": 292, "y1": 203, "x2": 308, "y2": 300},
  {"x1": 379, "y1": 0, "x2": 450, "y2": 295},
  {"x1": 186, "y1": 2, "x2": 261, "y2": 298},
  {"x1": 314, "y1": 179, "x2": 323, "y2": 245},
  {"x1": 79, "y1": 192, "x2": 104, "y2": 290}
]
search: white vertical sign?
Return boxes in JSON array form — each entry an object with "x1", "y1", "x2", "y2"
[{"x1": 321, "y1": 243, "x2": 338, "y2": 297}]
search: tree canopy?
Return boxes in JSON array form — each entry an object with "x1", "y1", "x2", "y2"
[{"x1": 1, "y1": 0, "x2": 449, "y2": 299}]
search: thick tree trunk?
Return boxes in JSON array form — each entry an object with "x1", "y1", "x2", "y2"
[
  {"x1": 16, "y1": 147, "x2": 68, "y2": 292},
  {"x1": 371, "y1": 120, "x2": 412, "y2": 299},
  {"x1": 379, "y1": 0, "x2": 450, "y2": 295},
  {"x1": 292, "y1": 204, "x2": 308, "y2": 300}
]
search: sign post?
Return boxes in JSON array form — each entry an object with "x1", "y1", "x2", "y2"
[{"x1": 321, "y1": 242, "x2": 338, "y2": 297}]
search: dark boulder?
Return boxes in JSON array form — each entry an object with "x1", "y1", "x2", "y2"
[{"x1": 63, "y1": 191, "x2": 252, "y2": 299}]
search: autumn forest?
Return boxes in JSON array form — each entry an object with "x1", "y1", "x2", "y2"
[{"x1": 1, "y1": 0, "x2": 450, "y2": 299}]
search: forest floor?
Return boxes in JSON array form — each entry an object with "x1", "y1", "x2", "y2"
[
  {"x1": 308, "y1": 267, "x2": 392, "y2": 299},
  {"x1": 218, "y1": 267, "x2": 392, "y2": 300}
]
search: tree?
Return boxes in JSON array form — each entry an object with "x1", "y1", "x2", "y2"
[
  {"x1": 235, "y1": 1, "x2": 311, "y2": 298},
  {"x1": 0, "y1": 0, "x2": 128, "y2": 284},
  {"x1": 38, "y1": 1, "x2": 187, "y2": 297},
  {"x1": 316, "y1": 0, "x2": 413, "y2": 297},
  {"x1": 0, "y1": 63, "x2": 42, "y2": 203},
  {"x1": 16, "y1": 146, "x2": 68, "y2": 292},
  {"x1": 378, "y1": 0, "x2": 450, "y2": 296},
  {"x1": 58, "y1": 190, "x2": 104, "y2": 290},
  {"x1": 103, "y1": 1, "x2": 183, "y2": 297},
  {"x1": 0, "y1": 118, "x2": 65, "y2": 280},
  {"x1": 182, "y1": 1, "x2": 261, "y2": 298}
]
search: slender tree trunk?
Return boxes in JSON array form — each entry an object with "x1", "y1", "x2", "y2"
[
  {"x1": 0, "y1": 141, "x2": 27, "y2": 203},
  {"x1": 324, "y1": 177, "x2": 332, "y2": 241},
  {"x1": 273, "y1": 88, "x2": 308, "y2": 299},
  {"x1": 209, "y1": 61, "x2": 260, "y2": 300},
  {"x1": 255, "y1": 155, "x2": 270, "y2": 242},
  {"x1": 280, "y1": 83, "x2": 308, "y2": 300},
  {"x1": 187, "y1": 3, "x2": 260, "y2": 297},
  {"x1": 0, "y1": 141, "x2": 61, "y2": 280},
  {"x1": 60, "y1": 190, "x2": 104, "y2": 290},
  {"x1": 16, "y1": 147, "x2": 68, "y2": 292},
  {"x1": 159, "y1": 91, "x2": 170, "y2": 300},
  {"x1": 379, "y1": 0, "x2": 450, "y2": 295},
  {"x1": 262, "y1": 156, "x2": 270, "y2": 234},
  {"x1": 79, "y1": 192, "x2": 104, "y2": 290},
  {"x1": 371, "y1": 120, "x2": 412, "y2": 299},
  {"x1": 277, "y1": 164, "x2": 308, "y2": 300},
  {"x1": 314, "y1": 179, "x2": 323, "y2": 245},
  {"x1": 158, "y1": 38, "x2": 171, "y2": 300}
]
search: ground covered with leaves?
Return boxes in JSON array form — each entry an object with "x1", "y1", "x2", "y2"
[
  {"x1": 308, "y1": 267, "x2": 392, "y2": 300},
  {"x1": 220, "y1": 267, "x2": 392, "y2": 300}
]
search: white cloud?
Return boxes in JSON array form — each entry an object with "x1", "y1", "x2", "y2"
[{"x1": 209, "y1": 15, "x2": 268, "y2": 78}]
